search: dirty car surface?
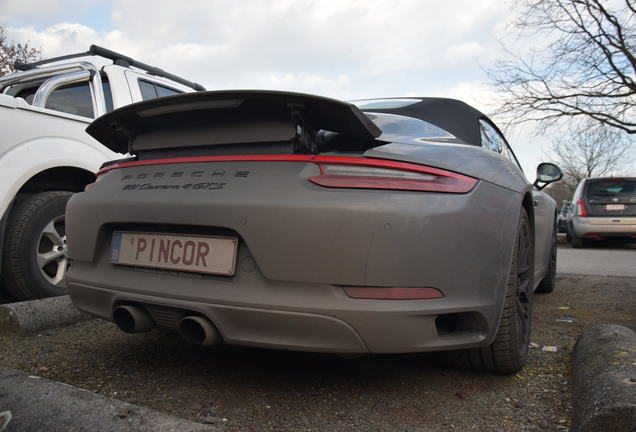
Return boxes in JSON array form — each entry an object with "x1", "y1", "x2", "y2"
[{"x1": 66, "y1": 91, "x2": 560, "y2": 374}]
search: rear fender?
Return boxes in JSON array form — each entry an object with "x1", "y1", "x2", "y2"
[
  {"x1": 0, "y1": 137, "x2": 111, "y2": 220},
  {"x1": 0, "y1": 137, "x2": 115, "y2": 274},
  {"x1": 365, "y1": 142, "x2": 529, "y2": 194}
]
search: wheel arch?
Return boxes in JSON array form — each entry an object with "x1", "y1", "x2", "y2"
[
  {"x1": 0, "y1": 167, "x2": 95, "y2": 277},
  {"x1": 521, "y1": 192, "x2": 535, "y2": 234},
  {"x1": 16, "y1": 166, "x2": 95, "y2": 194}
]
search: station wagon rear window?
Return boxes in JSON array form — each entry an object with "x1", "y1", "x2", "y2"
[{"x1": 587, "y1": 179, "x2": 636, "y2": 200}]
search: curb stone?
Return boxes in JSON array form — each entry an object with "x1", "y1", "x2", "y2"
[
  {"x1": 0, "y1": 295, "x2": 93, "y2": 334},
  {"x1": 571, "y1": 324, "x2": 636, "y2": 432},
  {"x1": 0, "y1": 367, "x2": 221, "y2": 431}
]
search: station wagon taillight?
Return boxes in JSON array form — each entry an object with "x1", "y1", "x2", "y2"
[{"x1": 577, "y1": 199, "x2": 588, "y2": 217}]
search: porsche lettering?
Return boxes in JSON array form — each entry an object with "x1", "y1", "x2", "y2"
[{"x1": 121, "y1": 169, "x2": 246, "y2": 180}]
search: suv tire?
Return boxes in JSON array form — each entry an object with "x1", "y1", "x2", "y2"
[{"x1": 2, "y1": 191, "x2": 72, "y2": 300}]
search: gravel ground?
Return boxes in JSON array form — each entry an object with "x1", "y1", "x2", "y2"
[{"x1": 1, "y1": 273, "x2": 634, "y2": 432}]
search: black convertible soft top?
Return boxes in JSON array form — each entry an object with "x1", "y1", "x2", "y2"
[{"x1": 355, "y1": 97, "x2": 492, "y2": 147}]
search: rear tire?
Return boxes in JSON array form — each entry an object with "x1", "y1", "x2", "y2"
[
  {"x1": 452, "y1": 208, "x2": 534, "y2": 374},
  {"x1": 536, "y1": 223, "x2": 556, "y2": 294},
  {"x1": 1, "y1": 192, "x2": 72, "y2": 300},
  {"x1": 571, "y1": 233, "x2": 585, "y2": 249}
]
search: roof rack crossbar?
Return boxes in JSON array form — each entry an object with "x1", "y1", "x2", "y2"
[{"x1": 13, "y1": 44, "x2": 206, "y2": 92}]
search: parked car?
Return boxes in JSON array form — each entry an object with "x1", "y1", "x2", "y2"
[
  {"x1": 0, "y1": 45, "x2": 203, "y2": 300},
  {"x1": 557, "y1": 200, "x2": 571, "y2": 233},
  {"x1": 565, "y1": 177, "x2": 636, "y2": 248},
  {"x1": 66, "y1": 92, "x2": 561, "y2": 374}
]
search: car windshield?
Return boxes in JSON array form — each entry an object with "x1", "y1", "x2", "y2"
[{"x1": 586, "y1": 179, "x2": 636, "y2": 200}]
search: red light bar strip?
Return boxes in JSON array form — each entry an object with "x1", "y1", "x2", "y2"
[
  {"x1": 97, "y1": 154, "x2": 315, "y2": 176},
  {"x1": 97, "y1": 154, "x2": 472, "y2": 180},
  {"x1": 343, "y1": 287, "x2": 444, "y2": 300}
]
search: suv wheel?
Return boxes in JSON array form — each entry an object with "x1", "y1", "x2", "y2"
[
  {"x1": 570, "y1": 233, "x2": 585, "y2": 249},
  {"x1": 2, "y1": 192, "x2": 72, "y2": 300}
]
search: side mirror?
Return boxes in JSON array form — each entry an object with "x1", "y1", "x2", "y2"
[{"x1": 534, "y1": 162, "x2": 562, "y2": 190}]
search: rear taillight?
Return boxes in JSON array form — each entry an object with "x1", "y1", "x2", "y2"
[
  {"x1": 577, "y1": 199, "x2": 588, "y2": 216},
  {"x1": 309, "y1": 157, "x2": 477, "y2": 193}
]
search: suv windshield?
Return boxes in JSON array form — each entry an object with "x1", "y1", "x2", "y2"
[{"x1": 586, "y1": 179, "x2": 636, "y2": 201}]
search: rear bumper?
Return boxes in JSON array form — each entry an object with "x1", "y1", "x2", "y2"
[
  {"x1": 572, "y1": 216, "x2": 636, "y2": 238},
  {"x1": 66, "y1": 160, "x2": 522, "y2": 353},
  {"x1": 67, "y1": 272, "x2": 495, "y2": 354}
]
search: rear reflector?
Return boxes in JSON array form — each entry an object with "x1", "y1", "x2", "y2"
[
  {"x1": 343, "y1": 286, "x2": 444, "y2": 300},
  {"x1": 583, "y1": 233, "x2": 600, "y2": 238},
  {"x1": 95, "y1": 154, "x2": 477, "y2": 193}
]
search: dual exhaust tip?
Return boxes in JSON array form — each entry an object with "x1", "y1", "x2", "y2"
[{"x1": 112, "y1": 305, "x2": 222, "y2": 346}]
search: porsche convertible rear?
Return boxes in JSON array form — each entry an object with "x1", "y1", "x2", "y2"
[{"x1": 66, "y1": 91, "x2": 530, "y2": 373}]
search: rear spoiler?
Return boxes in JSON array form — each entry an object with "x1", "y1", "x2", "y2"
[{"x1": 86, "y1": 90, "x2": 382, "y2": 154}]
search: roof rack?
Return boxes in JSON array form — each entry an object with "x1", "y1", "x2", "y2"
[{"x1": 14, "y1": 44, "x2": 206, "y2": 92}]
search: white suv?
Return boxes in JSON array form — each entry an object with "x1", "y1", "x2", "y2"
[{"x1": 0, "y1": 45, "x2": 203, "y2": 299}]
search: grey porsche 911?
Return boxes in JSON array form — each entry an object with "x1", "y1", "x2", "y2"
[{"x1": 66, "y1": 90, "x2": 562, "y2": 374}]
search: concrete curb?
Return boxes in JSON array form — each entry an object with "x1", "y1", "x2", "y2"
[
  {"x1": 571, "y1": 324, "x2": 636, "y2": 432},
  {"x1": 0, "y1": 367, "x2": 221, "y2": 431},
  {"x1": 0, "y1": 295, "x2": 93, "y2": 334}
]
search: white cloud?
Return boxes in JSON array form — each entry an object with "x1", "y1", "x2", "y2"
[
  {"x1": 6, "y1": 22, "x2": 100, "y2": 56},
  {"x1": 443, "y1": 42, "x2": 485, "y2": 64},
  {"x1": 3, "y1": 1, "x2": 633, "y2": 178},
  {"x1": 0, "y1": 0, "x2": 101, "y2": 24},
  {"x1": 2, "y1": 1, "x2": 515, "y2": 99}
]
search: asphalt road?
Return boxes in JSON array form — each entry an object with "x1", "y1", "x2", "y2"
[
  {"x1": 1, "y1": 245, "x2": 635, "y2": 431},
  {"x1": 557, "y1": 241, "x2": 636, "y2": 277},
  {"x1": 1, "y1": 276, "x2": 635, "y2": 431}
]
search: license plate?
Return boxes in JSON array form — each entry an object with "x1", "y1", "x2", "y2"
[
  {"x1": 111, "y1": 231, "x2": 238, "y2": 276},
  {"x1": 605, "y1": 204, "x2": 625, "y2": 211}
]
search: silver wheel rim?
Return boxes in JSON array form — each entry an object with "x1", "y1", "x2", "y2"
[{"x1": 37, "y1": 215, "x2": 67, "y2": 286}]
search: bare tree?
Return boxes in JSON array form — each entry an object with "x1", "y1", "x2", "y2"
[
  {"x1": 549, "y1": 122, "x2": 634, "y2": 190},
  {"x1": 0, "y1": 26, "x2": 41, "y2": 77},
  {"x1": 488, "y1": 0, "x2": 636, "y2": 134}
]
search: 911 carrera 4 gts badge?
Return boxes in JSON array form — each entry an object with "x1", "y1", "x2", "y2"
[{"x1": 121, "y1": 182, "x2": 226, "y2": 191}]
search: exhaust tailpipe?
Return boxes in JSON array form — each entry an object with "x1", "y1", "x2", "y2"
[
  {"x1": 178, "y1": 315, "x2": 222, "y2": 346},
  {"x1": 113, "y1": 305, "x2": 154, "y2": 333}
]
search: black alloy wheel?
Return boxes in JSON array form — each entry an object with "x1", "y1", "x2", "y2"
[{"x1": 451, "y1": 208, "x2": 534, "y2": 374}]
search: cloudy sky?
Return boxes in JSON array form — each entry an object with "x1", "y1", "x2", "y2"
[{"x1": 1, "y1": 0, "x2": 631, "y2": 178}]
